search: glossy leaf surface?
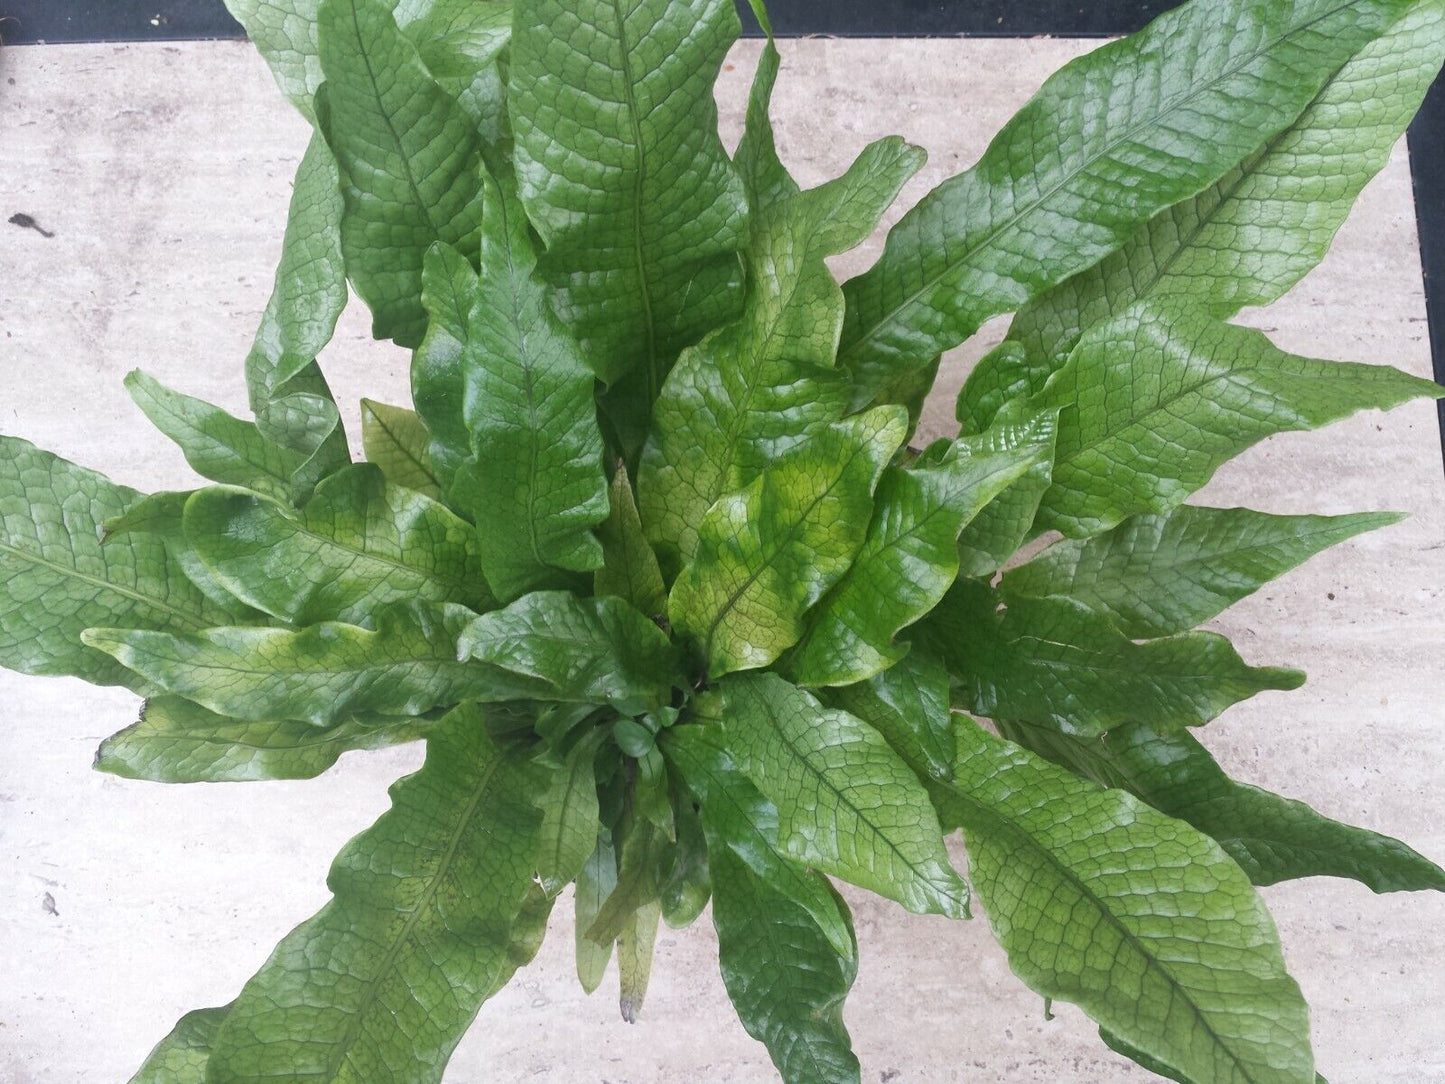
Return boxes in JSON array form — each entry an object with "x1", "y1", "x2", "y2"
[
  {"x1": 951, "y1": 721, "x2": 1315, "y2": 1084},
  {"x1": 960, "y1": 2, "x2": 1445, "y2": 428},
  {"x1": 1033, "y1": 301, "x2": 1443, "y2": 537},
  {"x1": 127, "y1": 371, "x2": 309, "y2": 504},
  {"x1": 0, "y1": 438, "x2": 230, "y2": 689},
  {"x1": 786, "y1": 432, "x2": 1042, "y2": 687},
  {"x1": 710, "y1": 843, "x2": 861, "y2": 1084},
  {"x1": 509, "y1": 0, "x2": 749, "y2": 401},
  {"x1": 638, "y1": 132, "x2": 923, "y2": 574},
  {"x1": 663, "y1": 723, "x2": 855, "y2": 960},
  {"x1": 1002, "y1": 719, "x2": 1445, "y2": 893},
  {"x1": 458, "y1": 591, "x2": 682, "y2": 715},
  {"x1": 360, "y1": 399, "x2": 442, "y2": 498},
  {"x1": 923, "y1": 580, "x2": 1303, "y2": 737},
  {"x1": 709, "y1": 672, "x2": 968, "y2": 918},
  {"x1": 594, "y1": 466, "x2": 668, "y2": 617},
  {"x1": 83, "y1": 601, "x2": 517, "y2": 726},
  {"x1": 184, "y1": 466, "x2": 492, "y2": 625},
  {"x1": 669, "y1": 408, "x2": 907, "y2": 678},
  {"x1": 206, "y1": 710, "x2": 546, "y2": 1083},
  {"x1": 839, "y1": 0, "x2": 1418, "y2": 403},
  {"x1": 441, "y1": 169, "x2": 609, "y2": 601},
  {"x1": 1002, "y1": 505, "x2": 1401, "y2": 638},
  {"x1": 318, "y1": 0, "x2": 483, "y2": 346},
  {"x1": 96, "y1": 696, "x2": 429, "y2": 784}
]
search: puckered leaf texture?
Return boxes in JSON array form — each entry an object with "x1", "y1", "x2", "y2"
[
  {"x1": 669, "y1": 408, "x2": 908, "y2": 678},
  {"x1": 785, "y1": 429, "x2": 1043, "y2": 687},
  {"x1": 96, "y1": 695, "x2": 430, "y2": 784},
  {"x1": 129, "y1": 1003, "x2": 232, "y2": 1084},
  {"x1": 960, "y1": 0, "x2": 1445, "y2": 429},
  {"x1": 360, "y1": 399, "x2": 442, "y2": 498},
  {"x1": 102, "y1": 492, "x2": 269, "y2": 623},
  {"x1": 0, "y1": 438, "x2": 235, "y2": 690},
  {"x1": 1002, "y1": 504, "x2": 1402, "y2": 638},
  {"x1": 183, "y1": 466, "x2": 493, "y2": 626},
  {"x1": 223, "y1": 0, "x2": 325, "y2": 118},
  {"x1": 663, "y1": 723, "x2": 856, "y2": 960},
  {"x1": 1033, "y1": 300, "x2": 1443, "y2": 537},
  {"x1": 710, "y1": 843, "x2": 861, "y2": 1084},
  {"x1": 241, "y1": 130, "x2": 351, "y2": 495},
  {"x1": 243, "y1": 129, "x2": 346, "y2": 408},
  {"x1": 1001, "y1": 719, "x2": 1445, "y2": 893},
  {"x1": 126, "y1": 371, "x2": 313, "y2": 505},
  {"x1": 8, "y1": 0, "x2": 1445, "y2": 1080},
  {"x1": 922, "y1": 579, "x2": 1303, "y2": 737},
  {"x1": 439, "y1": 167, "x2": 610, "y2": 601},
  {"x1": 705, "y1": 672, "x2": 968, "y2": 919},
  {"x1": 399, "y1": 0, "x2": 512, "y2": 144},
  {"x1": 595, "y1": 465, "x2": 668, "y2": 617},
  {"x1": 458, "y1": 590, "x2": 682, "y2": 715},
  {"x1": 951, "y1": 721, "x2": 1316, "y2": 1084},
  {"x1": 825, "y1": 646, "x2": 955, "y2": 785},
  {"x1": 638, "y1": 125, "x2": 923, "y2": 575},
  {"x1": 410, "y1": 242, "x2": 481, "y2": 489},
  {"x1": 953, "y1": 401, "x2": 1059, "y2": 578},
  {"x1": 509, "y1": 0, "x2": 749, "y2": 415},
  {"x1": 204, "y1": 708, "x2": 549, "y2": 1084},
  {"x1": 82, "y1": 601, "x2": 520, "y2": 726},
  {"x1": 317, "y1": 0, "x2": 483, "y2": 347},
  {"x1": 839, "y1": 0, "x2": 1420, "y2": 405}
]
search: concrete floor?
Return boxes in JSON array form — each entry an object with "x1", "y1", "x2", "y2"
[{"x1": 2, "y1": 34, "x2": 1444, "y2": 1084}]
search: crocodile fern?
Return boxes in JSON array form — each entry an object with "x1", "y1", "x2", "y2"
[{"x1": 5, "y1": 0, "x2": 1445, "y2": 1080}]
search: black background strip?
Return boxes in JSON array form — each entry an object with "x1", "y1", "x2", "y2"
[
  {"x1": 1, "y1": 1, "x2": 1183, "y2": 44},
  {"x1": 1408, "y1": 81, "x2": 1445, "y2": 466},
  {"x1": 3, "y1": 0, "x2": 1441, "y2": 466}
]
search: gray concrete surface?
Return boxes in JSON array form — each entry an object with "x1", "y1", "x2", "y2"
[{"x1": 2, "y1": 35, "x2": 1444, "y2": 1084}]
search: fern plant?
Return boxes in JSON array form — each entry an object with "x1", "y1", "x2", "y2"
[{"x1": 4, "y1": 0, "x2": 1445, "y2": 1079}]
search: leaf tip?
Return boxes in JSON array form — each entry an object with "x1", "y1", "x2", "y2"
[
  {"x1": 78, "y1": 627, "x2": 114, "y2": 651},
  {"x1": 1265, "y1": 666, "x2": 1308, "y2": 692}
]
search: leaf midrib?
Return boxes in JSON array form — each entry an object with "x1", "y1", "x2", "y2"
[
  {"x1": 699, "y1": 437, "x2": 877, "y2": 666},
  {"x1": 140, "y1": 388, "x2": 299, "y2": 489},
  {"x1": 365, "y1": 405, "x2": 440, "y2": 491},
  {"x1": 262, "y1": 497, "x2": 477, "y2": 600},
  {"x1": 789, "y1": 470, "x2": 959, "y2": 665},
  {"x1": 1035, "y1": 520, "x2": 1382, "y2": 625},
  {"x1": 540, "y1": 752, "x2": 594, "y2": 894},
  {"x1": 696, "y1": 213, "x2": 834, "y2": 517},
  {"x1": 1005, "y1": 632, "x2": 1257, "y2": 686},
  {"x1": 145, "y1": 653, "x2": 458, "y2": 682},
  {"x1": 1056, "y1": 363, "x2": 1302, "y2": 464},
  {"x1": 1106, "y1": 31, "x2": 1390, "y2": 327},
  {"x1": 840, "y1": 0, "x2": 1359, "y2": 367},
  {"x1": 721, "y1": 859, "x2": 853, "y2": 1080},
  {"x1": 609, "y1": 0, "x2": 660, "y2": 401},
  {"x1": 750, "y1": 696, "x2": 960, "y2": 912},
  {"x1": 1059, "y1": 518, "x2": 1383, "y2": 587},
  {"x1": 947, "y1": 772, "x2": 1267, "y2": 1083},
  {"x1": 668, "y1": 731, "x2": 852, "y2": 957},
  {"x1": 127, "y1": 720, "x2": 407, "y2": 754},
  {"x1": 323, "y1": 751, "x2": 507, "y2": 1081},
  {"x1": 0, "y1": 536, "x2": 208, "y2": 630},
  {"x1": 490, "y1": 190, "x2": 551, "y2": 574},
  {"x1": 347, "y1": 0, "x2": 449, "y2": 242}
]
